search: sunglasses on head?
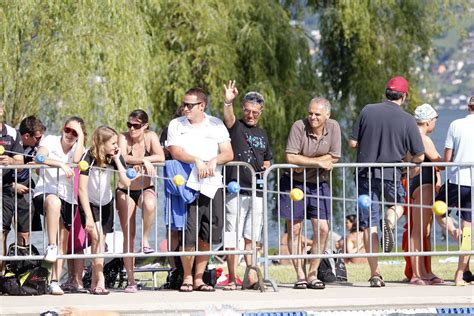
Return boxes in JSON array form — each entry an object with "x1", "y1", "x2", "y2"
[
  {"x1": 127, "y1": 122, "x2": 145, "y2": 129},
  {"x1": 242, "y1": 92, "x2": 265, "y2": 105},
  {"x1": 63, "y1": 126, "x2": 78, "y2": 137},
  {"x1": 182, "y1": 101, "x2": 202, "y2": 110}
]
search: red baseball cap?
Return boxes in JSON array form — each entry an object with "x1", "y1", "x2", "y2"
[{"x1": 386, "y1": 76, "x2": 409, "y2": 94}]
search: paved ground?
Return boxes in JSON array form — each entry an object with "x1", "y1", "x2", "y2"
[{"x1": 1, "y1": 281, "x2": 473, "y2": 315}]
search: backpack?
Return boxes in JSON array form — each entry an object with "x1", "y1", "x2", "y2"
[
  {"x1": 1, "y1": 242, "x2": 49, "y2": 296},
  {"x1": 82, "y1": 258, "x2": 126, "y2": 289},
  {"x1": 317, "y1": 250, "x2": 348, "y2": 283},
  {"x1": 4, "y1": 242, "x2": 41, "y2": 275}
]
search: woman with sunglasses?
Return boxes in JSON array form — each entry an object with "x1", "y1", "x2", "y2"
[
  {"x1": 33, "y1": 116, "x2": 86, "y2": 295},
  {"x1": 78, "y1": 126, "x2": 131, "y2": 295},
  {"x1": 116, "y1": 109, "x2": 164, "y2": 293}
]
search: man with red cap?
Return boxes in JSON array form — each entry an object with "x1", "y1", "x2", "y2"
[{"x1": 349, "y1": 76, "x2": 425, "y2": 287}]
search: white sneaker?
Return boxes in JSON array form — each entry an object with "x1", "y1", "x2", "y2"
[
  {"x1": 49, "y1": 281, "x2": 64, "y2": 295},
  {"x1": 44, "y1": 244, "x2": 58, "y2": 262}
]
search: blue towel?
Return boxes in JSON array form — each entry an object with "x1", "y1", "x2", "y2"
[{"x1": 164, "y1": 160, "x2": 198, "y2": 230}]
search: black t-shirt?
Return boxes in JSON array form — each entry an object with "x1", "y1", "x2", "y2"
[
  {"x1": 1, "y1": 123, "x2": 23, "y2": 186},
  {"x1": 226, "y1": 119, "x2": 273, "y2": 196},
  {"x1": 350, "y1": 101, "x2": 424, "y2": 180}
]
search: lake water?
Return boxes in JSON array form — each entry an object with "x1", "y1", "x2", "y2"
[{"x1": 15, "y1": 109, "x2": 468, "y2": 252}]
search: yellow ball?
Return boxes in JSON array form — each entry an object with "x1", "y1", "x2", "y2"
[
  {"x1": 290, "y1": 188, "x2": 304, "y2": 201},
  {"x1": 432, "y1": 200, "x2": 448, "y2": 216},
  {"x1": 173, "y1": 174, "x2": 185, "y2": 186},
  {"x1": 78, "y1": 160, "x2": 89, "y2": 172},
  {"x1": 0, "y1": 145, "x2": 4, "y2": 155}
]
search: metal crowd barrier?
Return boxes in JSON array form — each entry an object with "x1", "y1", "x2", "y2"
[
  {"x1": 262, "y1": 162, "x2": 474, "y2": 291},
  {"x1": 2, "y1": 161, "x2": 473, "y2": 292},
  {"x1": 0, "y1": 162, "x2": 261, "y2": 285}
]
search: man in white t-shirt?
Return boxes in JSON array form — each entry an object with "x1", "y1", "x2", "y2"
[
  {"x1": 436, "y1": 96, "x2": 474, "y2": 286},
  {"x1": 167, "y1": 87, "x2": 233, "y2": 292}
]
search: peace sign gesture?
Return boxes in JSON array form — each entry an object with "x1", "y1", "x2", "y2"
[{"x1": 224, "y1": 80, "x2": 239, "y2": 105}]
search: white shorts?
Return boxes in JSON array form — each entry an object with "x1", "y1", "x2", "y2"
[{"x1": 225, "y1": 193, "x2": 263, "y2": 245}]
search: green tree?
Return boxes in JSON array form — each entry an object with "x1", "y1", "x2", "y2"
[{"x1": 1, "y1": 1, "x2": 150, "y2": 133}]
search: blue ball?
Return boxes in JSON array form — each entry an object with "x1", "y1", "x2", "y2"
[
  {"x1": 227, "y1": 181, "x2": 241, "y2": 194},
  {"x1": 126, "y1": 168, "x2": 137, "y2": 179},
  {"x1": 35, "y1": 154, "x2": 45, "y2": 163},
  {"x1": 357, "y1": 194, "x2": 372, "y2": 209}
]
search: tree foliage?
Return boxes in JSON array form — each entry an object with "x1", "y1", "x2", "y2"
[{"x1": 1, "y1": 0, "x2": 463, "y2": 161}]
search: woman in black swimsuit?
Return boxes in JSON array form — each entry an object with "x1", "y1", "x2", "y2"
[
  {"x1": 116, "y1": 109, "x2": 164, "y2": 293},
  {"x1": 408, "y1": 104, "x2": 443, "y2": 285}
]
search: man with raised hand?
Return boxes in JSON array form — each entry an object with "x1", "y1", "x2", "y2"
[
  {"x1": 167, "y1": 87, "x2": 233, "y2": 292},
  {"x1": 349, "y1": 76, "x2": 425, "y2": 287},
  {"x1": 221, "y1": 81, "x2": 273, "y2": 290}
]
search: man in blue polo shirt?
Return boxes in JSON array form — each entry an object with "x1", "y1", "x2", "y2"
[{"x1": 349, "y1": 76, "x2": 425, "y2": 287}]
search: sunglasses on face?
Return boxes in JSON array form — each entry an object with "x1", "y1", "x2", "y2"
[
  {"x1": 127, "y1": 122, "x2": 145, "y2": 129},
  {"x1": 63, "y1": 126, "x2": 78, "y2": 137},
  {"x1": 182, "y1": 101, "x2": 202, "y2": 110},
  {"x1": 243, "y1": 108, "x2": 262, "y2": 117},
  {"x1": 30, "y1": 133, "x2": 42, "y2": 142}
]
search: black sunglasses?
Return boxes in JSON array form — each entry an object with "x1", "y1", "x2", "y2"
[
  {"x1": 127, "y1": 122, "x2": 144, "y2": 129},
  {"x1": 182, "y1": 101, "x2": 202, "y2": 110},
  {"x1": 30, "y1": 133, "x2": 42, "y2": 142}
]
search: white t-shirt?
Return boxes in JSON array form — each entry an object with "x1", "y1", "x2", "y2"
[
  {"x1": 167, "y1": 114, "x2": 230, "y2": 175},
  {"x1": 33, "y1": 135, "x2": 77, "y2": 204},
  {"x1": 80, "y1": 150, "x2": 125, "y2": 205},
  {"x1": 445, "y1": 113, "x2": 474, "y2": 186}
]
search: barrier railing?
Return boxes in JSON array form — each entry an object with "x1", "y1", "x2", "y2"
[
  {"x1": 1, "y1": 162, "x2": 262, "y2": 290},
  {"x1": 262, "y1": 162, "x2": 474, "y2": 291},
  {"x1": 1, "y1": 161, "x2": 473, "y2": 292}
]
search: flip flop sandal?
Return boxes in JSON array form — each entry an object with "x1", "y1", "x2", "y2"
[
  {"x1": 142, "y1": 246, "x2": 155, "y2": 254},
  {"x1": 410, "y1": 278, "x2": 428, "y2": 286},
  {"x1": 194, "y1": 284, "x2": 215, "y2": 292},
  {"x1": 293, "y1": 280, "x2": 308, "y2": 289},
  {"x1": 178, "y1": 283, "x2": 193, "y2": 292},
  {"x1": 223, "y1": 282, "x2": 238, "y2": 291},
  {"x1": 425, "y1": 277, "x2": 444, "y2": 285},
  {"x1": 124, "y1": 284, "x2": 138, "y2": 293},
  {"x1": 307, "y1": 278, "x2": 325, "y2": 289},
  {"x1": 91, "y1": 287, "x2": 110, "y2": 295},
  {"x1": 455, "y1": 280, "x2": 468, "y2": 286}
]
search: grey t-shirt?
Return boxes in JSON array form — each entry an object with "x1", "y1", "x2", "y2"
[
  {"x1": 286, "y1": 118, "x2": 341, "y2": 183},
  {"x1": 350, "y1": 100, "x2": 424, "y2": 180}
]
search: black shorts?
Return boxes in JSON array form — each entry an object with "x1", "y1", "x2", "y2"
[
  {"x1": 184, "y1": 189, "x2": 224, "y2": 248},
  {"x1": 2, "y1": 185, "x2": 42, "y2": 233},
  {"x1": 33, "y1": 194, "x2": 83, "y2": 231},
  {"x1": 436, "y1": 182, "x2": 472, "y2": 223},
  {"x1": 116, "y1": 186, "x2": 154, "y2": 205},
  {"x1": 79, "y1": 198, "x2": 115, "y2": 234}
]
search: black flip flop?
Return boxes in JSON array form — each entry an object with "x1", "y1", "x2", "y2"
[
  {"x1": 194, "y1": 284, "x2": 215, "y2": 292},
  {"x1": 179, "y1": 283, "x2": 193, "y2": 292}
]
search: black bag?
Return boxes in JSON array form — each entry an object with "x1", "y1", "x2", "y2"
[
  {"x1": 4, "y1": 242, "x2": 41, "y2": 275},
  {"x1": 317, "y1": 250, "x2": 347, "y2": 283},
  {"x1": 82, "y1": 258, "x2": 125, "y2": 289},
  {"x1": 0, "y1": 267, "x2": 49, "y2": 296}
]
